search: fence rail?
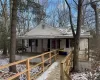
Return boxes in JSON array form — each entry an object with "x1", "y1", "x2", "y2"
[
  {"x1": 0, "y1": 49, "x2": 58, "y2": 80},
  {"x1": 60, "y1": 52, "x2": 73, "y2": 80}
]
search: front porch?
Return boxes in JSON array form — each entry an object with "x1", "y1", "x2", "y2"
[
  {"x1": 21, "y1": 38, "x2": 71, "y2": 53},
  {"x1": 17, "y1": 22, "x2": 90, "y2": 56}
]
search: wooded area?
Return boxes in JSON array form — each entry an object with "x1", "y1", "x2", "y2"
[
  {"x1": 0, "y1": 50, "x2": 58, "y2": 80},
  {"x1": 0, "y1": 0, "x2": 100, "y2": 79}
]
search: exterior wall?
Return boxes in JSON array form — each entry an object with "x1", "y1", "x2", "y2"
[
  {"x1": 26, "y1": 39, "x2": 48, "y2": 53},
  {"x1": 60, "y1": 39, "x2": 66, "y2": 49},
  {"x1": 25, "y1": 38, "x2": 89, "y2": 54},
  {"x1": 26, "y1": 40, "x2": 36, "y2": 52},
  {"x1": 37, "y1": 39, "x2": 42, "y2": 52},
  {"x1": 43, "y1": 39, "x2": 48, "y2": 51},
  {"x1": 79, "y1": 39, "x2": 88, "y2": 58},
  {"x1": 25, "y1": 39, "x2": 31, "y2": 52},
  {"x1": 24, "y1": 39, "x2": 27, "y2": 47},
  {"x1": 79, "y1": 39, "x2": 88, "y2": 50}
]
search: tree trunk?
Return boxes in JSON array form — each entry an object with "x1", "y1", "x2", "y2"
[
  {"x1": 73, "y1": 38, "x2": 80, "y2": 71},
  {"x1": 9, "y1": 0, "x2": 17, "y2": 73},
  {"x1": 73, "y1": 0, "x2": 83, "y2": 71},
  {"x1": 2, "y1": 31, "x2": 7, "y2": 55},
  {"x1": 0, "y1": 0, "x2": 8, "y2": 56},
  {"x1": 94, "y1": 8, "x2": 99, "y2": 37},
  {"x1": 2, "y1": 41, "x2": 7, "y2": 55},
  {"x1": 65, "y1": 0, "x2": 83, "y2": 71}
]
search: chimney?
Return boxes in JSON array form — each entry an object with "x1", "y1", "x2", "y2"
[{"x1": 41, "y1": 20, "x2": 45, "y2": 29}]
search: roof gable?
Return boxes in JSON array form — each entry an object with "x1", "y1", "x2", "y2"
[{"x1": 25, "y1": 23, "x2": 62, "y2": 36}]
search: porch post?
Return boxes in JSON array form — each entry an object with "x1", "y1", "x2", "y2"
[
  {"x1": 22, "y1": 39, "x2": 24, "y2": 53},
  {"x1": 31, "y1": 45, "x2": 32, "y2": 52},
  {"x1": 31, "y1": 40, "x2": 32, "y2": 52},
  {"x1": 88, "y1": 38, "x2": 89, "y2": 60},
  {"x1": 35, "y1": 39, "x2": 37, "y2": 52},
  {"x1": 69, "y1": 39, "x2": 70, "y2": 48},
  {"x1": 41, "y1": 39, "x2": 43, "y2": 52}
]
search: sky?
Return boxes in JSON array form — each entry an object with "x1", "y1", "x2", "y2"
[
  {"x1": 30, "y1": 0, "x2": 99, "y2": 27},
  {"x1": 45, "y1": 0, "x2": 77, "y2": 17},
  {"x1": 42, "y1": 0, "x2": 78, "y2": 26}
]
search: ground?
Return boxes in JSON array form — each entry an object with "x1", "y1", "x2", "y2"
[
  {"x1": 0, "y1": 52, "x2": 49, "y2": 80},
  {"x1": 43, "y1": 56, "x2": 100, "y2": 80},
  {"x1": 0, "y1": 51, "x2": 100, "y2": 80}
]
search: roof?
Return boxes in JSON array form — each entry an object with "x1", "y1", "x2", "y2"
[
  {"x1": 17, "y1": 22, "x2": 91, "y2": 39},
  {"x1": 25, "y1": 23, "x2": 62, "y2": 36}
]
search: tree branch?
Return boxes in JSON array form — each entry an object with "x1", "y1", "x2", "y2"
[
  {"x1": 76, "y1": 0, "x2": 82, "y2": 36},
  {"x1": 83, "y1": 0, "x2": 99, "y2": 6},
  {"x1": 0, "y1": 0, "x2": 3, "y2": 8},
  {"x1": 73, "y1": 0, "x2": 78, "y2": 6},
  {"x1": 65, "y1": 0, "x2": 75, "y2": 37}
]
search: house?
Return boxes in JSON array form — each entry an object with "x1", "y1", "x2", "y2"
[{"x1": 17, "y1": 22, "x2": 91, "y2": 55}]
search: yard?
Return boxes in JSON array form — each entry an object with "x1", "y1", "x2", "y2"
[
  {"x1": 46, "y1": 59, "x2": 100, "y2": 80},
  {"x1": 0, "y1": 50, "x2": 58, "y2": 80},
  {"x1": 0, "y1": 50, "x2": 100, "y2": 80}
]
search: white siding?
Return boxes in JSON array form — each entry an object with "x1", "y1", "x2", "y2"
[
  {"x1": 60, "y1": 39, "x2": 66, "y2": 49},
  {"x1": 24, "y1": 39, "x2": 27, "y2": 47},
  {"x1": 43, "y1": 39, "x2": 48, "y2": 51},
  {"x1": 37, "y1": 39, "x2": 48, "y2": 52},
  {"x1": 37, "y1": 39, "x2": 42, "y2": 52},
  {"x1": 80, "y1": 39, "x2": 88, "y2": 50},
  {"x1": 26, "y1": 47, "x2": 31, "y2": 52},
  {"x1": 25, "y1": 39, "x2": 89, "y2": 54},
  {"x1": 79, "y1": 39, "x2": 88, "y2": 54}
]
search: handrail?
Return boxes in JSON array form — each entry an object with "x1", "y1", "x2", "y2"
[
  {"x1": 60, "y1": 52, "x2": 73, "y2": 80},
  {"x1": 0, "y1": 49, "x2": 58, "y2": 80}
]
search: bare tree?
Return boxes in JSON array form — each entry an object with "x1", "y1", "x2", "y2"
[
  {"x1": 90, "y1": 0, "x2": 99, "y2": 36},
  {"x1": 9, "y1": 0, "x2": 17, "y2": 72},
  {"x1": 65, "y1": 0, "x2": 83, "y2": 71},
  {"x1": 0, "y1": 0, "x2": 9, "y2": 55}
]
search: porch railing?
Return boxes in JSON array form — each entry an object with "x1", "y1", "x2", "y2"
[
  {"x1": 0, "y1": 49, "x2": 58, "y2": 80},
  {"x1": 60, "y1": 52, "x2": 73, "y2": 80}
]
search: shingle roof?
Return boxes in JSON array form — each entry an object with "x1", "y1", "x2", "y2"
[
  {"x1": 25, "y1": 22, "x2": 63, "y2": 36},
  {"x1": 17, "y1": 22, "x2": 91, "y2": 39}
]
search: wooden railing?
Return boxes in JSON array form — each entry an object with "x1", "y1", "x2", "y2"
[
  {"x1": 0, "y1": 50, "x2": 58, "y2": 80},
  {"x1": 60, "y1": 52, "x2": 73, "y2": 80}
]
